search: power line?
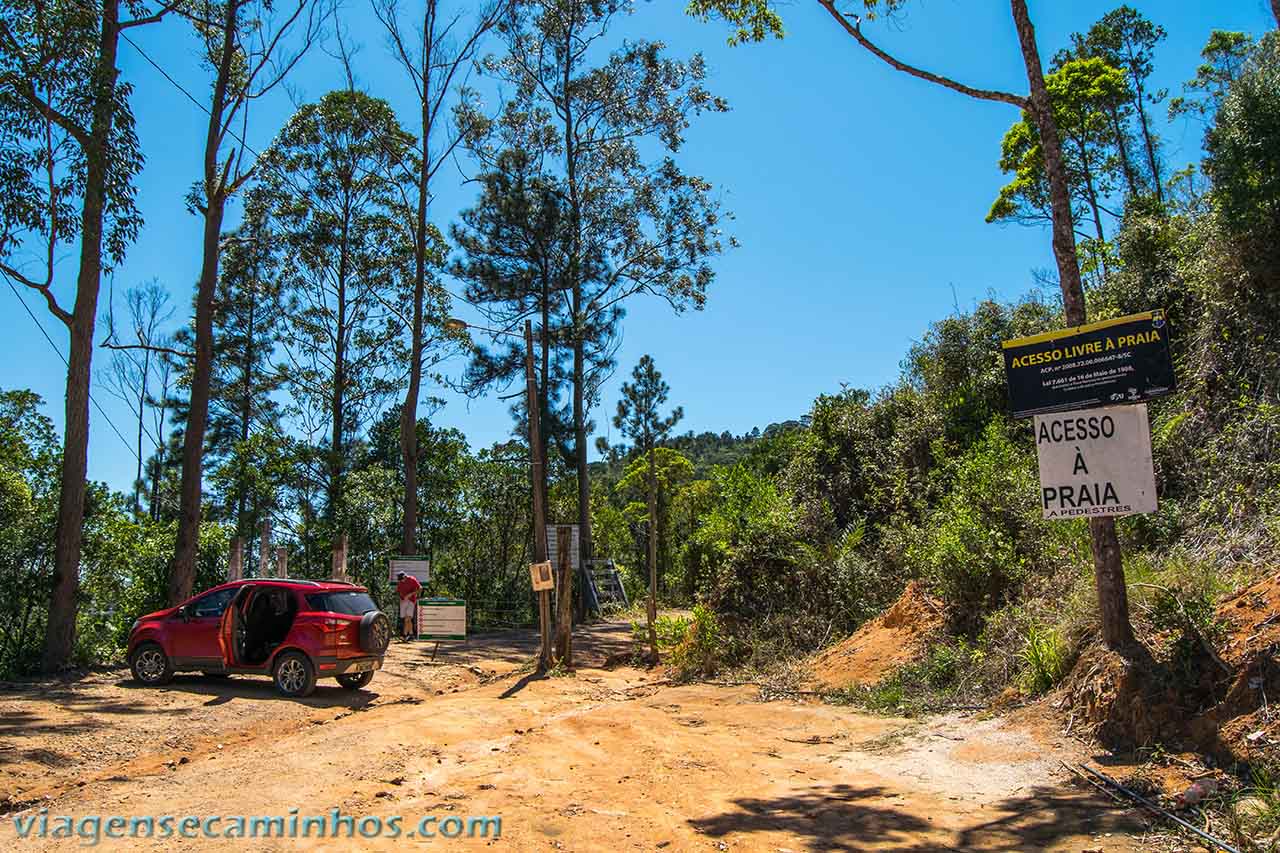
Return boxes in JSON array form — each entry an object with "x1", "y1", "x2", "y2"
[{"x1": 1, "y1": 269, "x2": 142, "y2": 465}]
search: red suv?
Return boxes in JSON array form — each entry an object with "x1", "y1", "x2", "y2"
[{"x1": 127, "y1": 579, "x2": 392, "y2": 697}]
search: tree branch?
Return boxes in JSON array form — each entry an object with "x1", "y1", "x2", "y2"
[
  {"x1": 816, "y1": 2, "x2": 1030, "y2": 111},
  {"x1": 100, "y1": 340, "x2": 194, "y2": 359},
  {"x1": 0, "y1": 71, "x2": 90, "y2": 146},
  {"x1": 0, "y1": 262, "x2": 72, "y2": 326}
]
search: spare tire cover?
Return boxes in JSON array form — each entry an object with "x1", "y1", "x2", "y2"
[{"x1": 359, "y1": 611, "x2": 391, "y2": 654}]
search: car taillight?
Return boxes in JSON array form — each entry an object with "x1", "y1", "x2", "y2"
[{"x1": 320, "y1": 618, "x2": 345, "y2": 632}]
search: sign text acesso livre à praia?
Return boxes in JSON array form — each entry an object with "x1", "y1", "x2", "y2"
[{"x1": 1002, "y1": 310, "x2": 1174, "y2": 418}]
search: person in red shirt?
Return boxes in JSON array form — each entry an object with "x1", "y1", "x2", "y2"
[{"x1": 395, "y1": 571, "x2": 422, "y2": 640}]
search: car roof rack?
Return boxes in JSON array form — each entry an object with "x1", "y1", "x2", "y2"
[{"x1": 240, "y1": 578, "x2": 326, "y2": 587}]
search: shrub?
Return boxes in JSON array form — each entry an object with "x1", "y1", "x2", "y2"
[
  {"x1": 907, "y1": 421, "x2": 1074, "y2": 635},
  {"x1": 668, "y1": 604, "x2": 727, "y2": 678},
  {"x1": 1018, "y1": 624, "x2": 1068, "y2": 695}
]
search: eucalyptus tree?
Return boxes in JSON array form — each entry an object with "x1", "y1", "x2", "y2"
[
  {"x1": 478, "y1": 0, "x2": 733, "y2": 639},
  {"x1": 691, "y1": 0, "x2": 1138, "y2": 651},
  {"x1": 167, "y1": 0, "x2": 327, "y2": 606},
  {"x1": 370, "y1": 0, "x2": 506, "y2": 559},
  {"x1": 0, "y1": 0, "x2": 175, "y2": 669},
  {"x1": 613, "y1": 356, "x2": 683, "y2": 663},
  {"x1": 259, "y1": 89, "x2": 417, "y2": 526}
]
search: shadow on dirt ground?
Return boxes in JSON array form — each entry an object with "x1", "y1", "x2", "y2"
[
  {"x1": 398, "y1": 619, "x2": 635, "y2": 670},
  {"x1": 691, "y1": 783, "x2": 1140, "y2": 852}
]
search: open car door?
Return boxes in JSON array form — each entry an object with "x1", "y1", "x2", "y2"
[{"x1": 218, "y1": 585, "x2": 254, "y2": 668}]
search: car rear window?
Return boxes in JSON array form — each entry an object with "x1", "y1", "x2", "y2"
[{"x1": 305, "y1": 591, "x2": 378, "y2": 616}]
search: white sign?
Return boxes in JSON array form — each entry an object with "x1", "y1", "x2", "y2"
[
  {"x1": 1034, "y1": 404, "x2": 1157, "y2": 520},
  {"x1": 546, "y1": 524, "x2": 580, "y2": 572},
  {"x1": 418, "y1": 600, "x2": 466, "y2": 639},
  {"x1": 389, "y1": 557, "x2": 430, "y2": 583}
]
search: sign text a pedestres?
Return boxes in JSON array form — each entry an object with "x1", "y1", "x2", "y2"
[
  {"x1": 1003, "y1": 310, "x2": 1174, "y2": 419},
  {"x1": 1034, "y1": 404, "x2": 1157, "y2": 520}
]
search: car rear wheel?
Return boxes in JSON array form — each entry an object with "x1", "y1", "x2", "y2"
[
  {"x1": 336, "y1": 671, "x2": 374, "y2": 690},
  {"x1": 130, "y1": 643, "x2": 173, "y2": 686},
  {"x1": 273, "y1": 651, "x2": 317, "y2": 698}
]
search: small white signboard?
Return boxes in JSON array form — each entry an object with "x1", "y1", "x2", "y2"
[
  {"x1": 546, "y1": 524, "x2": 580, "y2": 572},
  {"x1": 1034, "y1": 403, "x2": 1157, "y2": 520},
  {"x1": 418, "y1": 599, "x2": 466, "y2": 640},
  {"x1": 389, "y1": 557, "x2": 431, "y2": 584}
]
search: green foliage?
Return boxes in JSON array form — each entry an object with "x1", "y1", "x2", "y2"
[
  {"x1": 668, "y1": 604, "x2": 727, "y2": 678},
  {"x1": 259, "y1": 88, "x2": 418, "y2": 523},
  {"x1": 1018, "y1": 624, "x2": 1068, "y2": 694},
  {"x1": 631, "y1": 605, "x2": 727, "y2": 678},
  {"x1": 0, "y1": 390, "x2": 58, "y2": 676},
  {"x1": 1205, "y1": 33, "x2": 1280, "y2": 258},
  {"x1": 906, "y1": 421, "x2": 1075, "y2": 633},
  {"x1": 690, "y1": 463, "x2": 799, "y2": 620},
  {"x1": 1169, "y1": 31, "x2": 1255, "y2": 121}
]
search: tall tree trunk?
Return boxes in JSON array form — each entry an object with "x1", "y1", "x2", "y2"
[
  {"x1": 1273, "y1": 0, "x2": 1279, "y2": 28},
  {"x1": 328, "y1": 198, "x2": 351, "y2": 523},
  {"x1": 1106, "y1": 106, "x2": 1140, "y2": 197},
  {"x1": 1078, "y1": 143, "x2": 1109, "y2": 280},
  {"x1": 400, "y1": 216, "x2": 424, "y2": 555},
  {"x1": 646, "y1": 443, "x2": 658, "y2": 662},
  {"x1": 400, "y1": 0, "x2": 436, "y2": 559},
  {"x1": 561, "y1": 8, "x2": 586, "y2": 654},
  {"x1": 1010, "y1": 0, "x2": 1135, "y2": 653},
  {"x1": 133, "y1": 357, "x2": 146, "y2": 515},
  {"x1": 234, "y1": 260, "x2": 256, "y2": 538},
  {"x1": 43, "y1": 0, "x2": 123, "y2": 670},
  {"x1": 167, "y1": 0, "x2": 239, "y2": 606},
  {"x1": 1131, "y1": 79, "x2": 1163, "y2": 204}
]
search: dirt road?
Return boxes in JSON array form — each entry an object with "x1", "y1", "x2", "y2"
[{"x1": 1, "y1": 623, "x2": 1149, "y2": 851}]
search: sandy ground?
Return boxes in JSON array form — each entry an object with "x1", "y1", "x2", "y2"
[{"x1": 1, "y1": 622, "x2": 1151, "y2": 851}]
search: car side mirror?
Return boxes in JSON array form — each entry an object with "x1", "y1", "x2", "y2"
[{"x1": 176, "y1": 605, "x2": 190, "y2": 622}]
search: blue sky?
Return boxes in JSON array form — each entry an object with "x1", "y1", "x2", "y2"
[{"x1": 3, "y1": 0, "x2": 1274, "y2": 493}]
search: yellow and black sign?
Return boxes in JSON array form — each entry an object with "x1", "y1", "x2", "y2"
[{"x1": 1002, "y1": 310, "x2": 1175, "y2": 418}]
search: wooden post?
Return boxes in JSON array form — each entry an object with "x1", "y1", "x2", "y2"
[
  {"x1": 555, "y1": 525, "x2": 573, "y2": 665},
  {"x1": 228, "y1": 537, "x2": 243, "y2": 582},
  {"x1": 276, "y1": 547, "x2": 288, "y2": 579},
  {"x1": 331, "y1": 534, "x2": 348, "y2": 582},
  {"x1": 259, "y1": 520, "x2": 272, "y2": 578},
  {"x1": 525, "y1": 320, "x2": 553, "y2": 671}
]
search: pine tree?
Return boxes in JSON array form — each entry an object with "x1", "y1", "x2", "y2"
[{"x1": 613, "y1": 355, "x2": 683, "y2": 663}]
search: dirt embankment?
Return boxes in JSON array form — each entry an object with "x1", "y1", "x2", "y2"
[
  {"x1": 807, "y1": 581, "x2": 946, "y2": 690},
  {"x1": 1059, "y1": 571, "x2": 1280, "y2": 765}
]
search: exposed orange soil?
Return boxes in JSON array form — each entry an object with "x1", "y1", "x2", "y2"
[{"x1": 808, "y1": 581, "x2": 946, "y2": 690}]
